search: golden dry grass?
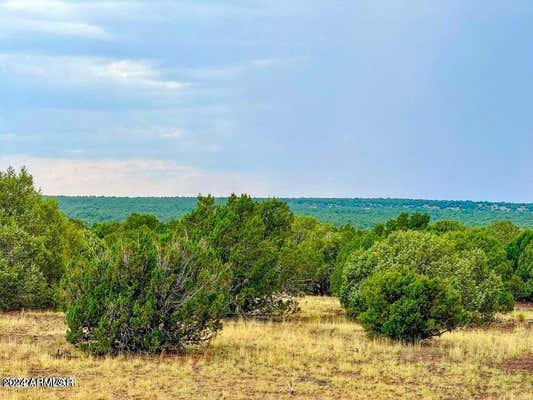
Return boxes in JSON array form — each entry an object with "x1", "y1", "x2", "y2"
[{"x1": 0, "y1": 297, "x2": 532, "y2": 399}]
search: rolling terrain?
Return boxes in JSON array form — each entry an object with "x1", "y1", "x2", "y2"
[{"x1": 52, "y1": 196, "x2": 533, "y2": 228}]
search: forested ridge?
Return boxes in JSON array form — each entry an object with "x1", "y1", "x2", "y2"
[{"x1": 51, "y1": 195, "x2": 533, "y2": 228}]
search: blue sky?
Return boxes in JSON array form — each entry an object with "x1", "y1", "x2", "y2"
[{"x1": 0, "y1": 1, "x2": 531, "y2": 201}]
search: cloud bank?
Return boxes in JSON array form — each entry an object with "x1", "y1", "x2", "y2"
[
  {"x1": 0, "y1": 54, "x2": 187, "y2": 91},
  {"x1": 0, "y1": 156, "x2": 269, "y2": 197}
]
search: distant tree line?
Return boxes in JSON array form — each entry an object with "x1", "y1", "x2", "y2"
[
  {"x1": 52, "y1": 195, "x2": 533, "y2": 228},
  {"x1": 1, "y1": 167, "x2": 532, "y2": 351}
]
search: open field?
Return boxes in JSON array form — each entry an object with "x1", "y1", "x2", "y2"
[{"x1": 0, "y1": 297, "x2": 532, "y2": 400}]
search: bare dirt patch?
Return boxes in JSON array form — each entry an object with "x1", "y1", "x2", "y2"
[
  {"x1": 497, "y1": 354, "x2": 533, "y2": 374},
  {"x1": 398, "y1": 351, "x2": 446, "y2": 364},
  {"x1": 513, "y1": 302, "x2": 533, "y2": 311},
  {"x1": 461, "y1": 317, "x2": 532, "y2": 333},
  {"x1": 298, "y1": 375, "x2": 331, "y2": 386},
  {"x1": 397, "y1": 350, "x2": 451, "y2": 375},
  {"x1": 491, "y1": 318, "x2": 521, "y2": 332}
]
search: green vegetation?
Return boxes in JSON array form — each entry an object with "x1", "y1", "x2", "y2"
[
  {"x1": 1, "y1": 168, "x2": 532, "y2": 351},
  {"x1": 0, "y1": 167, "x2": 82, "y2": 309},
  {"x1": 507, "y1": 230, "x2": 533, "y2": 301},
  {"x1": 63, "y1": 231, "x2": 229, "y2": 355},
  {"x1": 339, "y1": 230, "x2": 513, "y2": 341},
  {"x1": 357, "y1": 268, "x2": 465, "y2": 342},
  {"x1": 51, "y1": 195, "x2": 533, "y2": 228},
  {"x1": 280, "y1": 216, "x2": 340, "y2": 295},
  {"x1": 182, "y1": 194, "x2": 296, "y2": 317}
]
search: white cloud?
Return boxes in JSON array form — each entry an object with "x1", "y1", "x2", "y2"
[
  {"x1": 160, "y1": 128, "x2": 186, "y2": 139},
  {"x1": 0, "y1": 52, "x2": 300, "y2": 95},
  {"x1": 94, "y1": 60, "x2": 186, "y2": 90},
  {"x1": 1, "y1": 0, "x2": 76, "y2": 17},
  {"x1": 0, "y1": 0, "x2": 152, "y2": 20},
  {"x1": 0, "y1": 155, "x2": 270, "y2": 196},
  {"x1": 0, "y1": 54, "x2": 188, "y2": 91},
  {"x1": 0, "y1": 0, "x2": 115, "y2": 39},
  {"x1": 0, "y1": 16, "x2": 109, "y2": 39}
]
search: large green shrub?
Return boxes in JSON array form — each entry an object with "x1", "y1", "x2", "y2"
[
  {"x1": 384, "y1": 212, "x2": 430, "y2": 233},
  {"x1": 452, "y1": 249, "x2": 513, "y2": 318},
  {"x1": 92, "y1": 213, "x2": 166, "y2": 245},
  {"x1": 340, "y1": 231, "x2": 512, "y2": 337},
  {"x1": 329, "y1": 227, "x2": 376, "y2": 296},
  {"x1": 183, "y1": 194, "x2": 294, "y2": 316},
  {"x1": 513, "y1": 241, "x2": 533, "y2": 300},
  {"x1": 431, "y1": 219, "x2": 466, "y2": 234},
  {"x1": 64, "y1": 231, "x2": 229, "y2": 355},
  {"x1": 445, "y1": 229, "x2": 512, "y2": 280},
  {"x1": 339, "y1": 249, "x2": 379, "y2": 319},
  {"x1": 0, "y1": 256, "x2": 50, "y2": 310},
  {"x1": 279, "y1": 216, "x2": 340, "y2": 295},
  {"x1": 485, "y1": 220, "x2": 520, "y2": 246},
  {"x1": 507, "y1": 230, "x2": 533, "y2": 266},
  {"x1": 358, "y1": 268, "x2": 465, "y2": 342},
  {"x1": 506, "y1": 230, "x2": 533, "y2": 301},
  {"x1": 0, "y1": 221, "x2": 52, "y2": 309},
  {"x1": 0, "y1": 167, "x2": 81, "y2": 309}
]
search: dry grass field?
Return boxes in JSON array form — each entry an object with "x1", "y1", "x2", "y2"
[{"x1": 0, "y1": 297, "x2": 532, "y2": 400}]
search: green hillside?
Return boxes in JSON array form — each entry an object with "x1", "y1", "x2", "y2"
[{"x1": 51, "y1": 196, "x2": 533, "y2": 228}]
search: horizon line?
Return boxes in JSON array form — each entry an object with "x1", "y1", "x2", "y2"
[{"x1": 45, "y1": 194, "x2": 533, "y2": 206}]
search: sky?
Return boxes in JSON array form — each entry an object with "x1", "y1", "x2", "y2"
[{"x1": 0, "y1": 0, "x2": 531, "y2": 201}]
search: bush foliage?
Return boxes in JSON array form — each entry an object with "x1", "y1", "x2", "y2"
[
  {"x1": 0, "y1": 167, "x2": 81, "y2": 310},
  {"x1": 339, "y1": 230, "x2": 513, "y2": 341},
  {"x1": 64, "y1": 231, "x2": 229, "y2": 355},
  {"x1": 358, "y1": 268, "x2": 465, "y2": 342},
  {"x1": 1, "y1": 167, "x2": 531, "y2": 349},
  {"x1": 182, "y1": 194, "x2": 294, "y2": 316}
]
